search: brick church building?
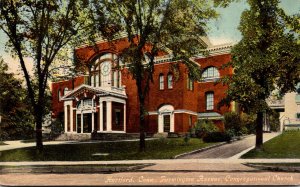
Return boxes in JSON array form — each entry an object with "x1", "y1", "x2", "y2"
[{"x1": 51, "y1": 37, "x2": 234, "y2": 136}]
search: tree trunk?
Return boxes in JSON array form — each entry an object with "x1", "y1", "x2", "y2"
[
  {"x1": 255, "y1": 111, "x2": 264, "y2": 150},
  {"x1": 35, "y1": 105, "x2": 44, "y2": 151},
  {"x1": 138, "y1": 83, "x2": 146, "y2": 152}
]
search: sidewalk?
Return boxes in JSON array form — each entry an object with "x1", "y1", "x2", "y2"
[{"x1": 179, "y1": 132, "x2": 280, "y2": 159}]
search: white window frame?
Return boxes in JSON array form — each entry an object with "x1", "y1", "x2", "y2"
[
  {"x1": 202, "y1": 67, "x2": 220, "y2": 82},
  {"x1": 159, "y1": 74, "x2": 164, "y2": 90},
  {"x1": 206, "y1": 92, "x2": 214, "y2": 110},
  {"x1": 167, "y1": 74, "x2": 173, "y2": 89}
]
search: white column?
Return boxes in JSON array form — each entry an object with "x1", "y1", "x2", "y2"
[
  {"x1": 123, "y1": 104, "x2": 126, "y2": 132},
  {"x1": 170, "y1": 113, "x2": 175, "y2": 132},
  {"x1": 107, "y1": 101, "x2": 112, "y2": 131},
  {"x1": 64, "y1": 106, "x2": 68, "y2": 133},
  {"x1": 70, "y1": 106, "x2": 73, "y2": 132},
  {"x1": 92, "y1": 111, "x2": 94, "y2": 132},
  {"x1": 81, "y1": 113, "x2": 83, "y2": 133},
  {"x1": 158, "y1": 113, "x2": 163, "y2": 133},
  {"x1": 99, "y1": 101, "x2": 103, "y2": 132}
]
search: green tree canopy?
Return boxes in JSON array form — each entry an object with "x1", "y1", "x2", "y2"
[
  {"x1": 0, "y1": 57, "x2": 35, "y2": 140},
  {"x1": 0, "y1": 0, "x2": 89, "y2": 150},
  {"x1": 88, "y1": 0, "x2": 218, "y2": 151},
  {"x1": 224, "y1": 0, "x2": 300, "y2": 148}
]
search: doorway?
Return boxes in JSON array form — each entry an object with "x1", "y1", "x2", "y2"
[
  {"x1": 83, "y1": 113, "x2": 92, "y2": 133},
  {"x1": 163, "y1": 115, "x2": 170, "y2": 132}
]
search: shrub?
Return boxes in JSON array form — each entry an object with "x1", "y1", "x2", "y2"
[
  {"x1": 269, "y1": 110, "x2": 280, "y2": 132},
  {"x1": 194, "y1": 120, "x2": 218, "y2": 138},
  {"x1": 183, "y1": 133, "x2": 191, "y2": 144},
  {"x1": 240, "y1": 113, "x2": 256, "y2": 134},
  {"x1": 202, "y1": 132, "x2": 232, "y2": 143},
  {"x1": 224, "y1": 112, "x2": 242, "y2": 135}
]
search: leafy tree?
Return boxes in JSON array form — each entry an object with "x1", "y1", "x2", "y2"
[
  {"x1": 224, "y1": 0, "x2": 300, "y2": 149},
  {"x1": 0, "y1": 57, "x2": 35, "y2": 140},
  {"x1": 89, "y1": 0, "x2": 218, "y2": 151},
  {"x1": 0, "y1": 0, "x2": 88, "y2": 151}
]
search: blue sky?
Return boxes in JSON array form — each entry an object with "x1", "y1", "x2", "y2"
[
  {"x1": 208, "y1": 0, "x2": 300, "y2": 45},
  {"x1": 0, "y1": 0, "x2": 299, "y2": 72}
]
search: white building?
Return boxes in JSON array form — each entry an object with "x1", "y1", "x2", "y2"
[{"x1": 268, "y1": 83, "x2": 300, "y2": 131}]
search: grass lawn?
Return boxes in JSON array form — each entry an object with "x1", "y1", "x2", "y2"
[
  {"x1": 242, "y1": 131, "x2": 300, "y2": 158},
  {"x1": 0, "y1": 138, "x2": 216, "y2": 161}
]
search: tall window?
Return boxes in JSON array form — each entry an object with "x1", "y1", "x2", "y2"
[
  {"x1": 89, "y1": 53, "x2": 120, "y2": 88},
  {"x1": 159, "y1": 74, "x2": 164, "y2": 90},
  {"x1": 202, "y1": 67, "x2": 220, "y2": 82},
  {"x1": 187, "y1": 76, "x2": 193, "y2": 91},
  {"x1": 206, "y1": 92, "x2": 214, "y2": 110},
  {"x1": 167, "y1": 73, "x2": 173, "y2": 89}
]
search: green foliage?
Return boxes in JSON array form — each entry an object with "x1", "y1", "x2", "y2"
[
  {"x1": 183, "y1": 133, "x2": 191, "y2": 145},
  {"x1": 224, "y1": 112, "x2": 242, "y2": 135},
  {"x1": 193, "y1": 120, "x2": 219, "y2": 138},
  {"x1": 222, "y1": 0, "x2": 300, "y2": 113},
  {"x1": 268, "y1": 110, "x2": 280, "y2": 132},
  {"x1": 88, "y1": 0, "x2": 218, "y2": 151},
  {"x1": 0, "y1": 57, "x2": 35, "y2": 140},
  {"x1": 0, "y1": 138, "x2": 217, "y2": 161},
  {"x1": 242, "y1": 131, "x2": 300, "y2": 158},
  {"x1": 0, "y1": 0, "x2": 89, "y2": 149},
  {"x1": 240, "y1": 113, "x2": 256, "y2": 134},
  {"x1": 50, "y1": 113, "x2": 64, "y2": 135}
]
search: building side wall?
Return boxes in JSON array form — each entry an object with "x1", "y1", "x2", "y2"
[{"x1": 51, "y1": 76, "x2": 84, "y2": 118}]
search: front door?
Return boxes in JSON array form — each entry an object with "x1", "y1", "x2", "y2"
[
  {"x1": 163, "y1": 115, "x2": 170, "y2": 132},
  {"x1": 83, "y1": 113, "x2": 92, "y2": 133}
]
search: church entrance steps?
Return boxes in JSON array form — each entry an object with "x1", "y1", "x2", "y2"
[
  {"x1": 53, "y1": 133, "x2": 91, "y2": 141},
  {"x1": 91, "y1": 133, "x2": 141, "y2": 141}
]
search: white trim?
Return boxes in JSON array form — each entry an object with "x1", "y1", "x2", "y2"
[
  {"x1": 106, "y1": 100, "x2": 112, "y2": 131},
  {"x1": 148, "y1": 111, "x2": 158, "y2": 115},
  {"x1": 158, "y1": 105, "x2": 175, "y2": 133},
  {"x1": 99, "y1": 100, "x2": 103, "y2": 132},
  {"x1": 198, "y1": 116, "x2": 224, "y2": 120},
  {"x1": 174, "y1": 109, "x2": 198, "y2": 116},
  {"x1": 124, "y1": 104, "x2": 126, "y2": 133},
  {"x1": 96, "y1": 131, "x2": 126, "y2": 133},
  {"x1": 148, "y1": 109, "x2": 197, "y2": 116}
]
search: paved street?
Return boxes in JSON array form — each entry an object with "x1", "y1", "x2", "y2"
[
  {"x1": 180, "y1": 132, "x2": 280, "y2": 159},
  {"x1": 0, "y1": 165, "x2": 299, "y2": 186},
  {"x1": 2, "y1": 132, "x2": 299, "y2": 186}
]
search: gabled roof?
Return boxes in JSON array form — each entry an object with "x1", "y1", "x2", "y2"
[{"x1": 61, "y1": 84, "x2": 127, "y2": 101}]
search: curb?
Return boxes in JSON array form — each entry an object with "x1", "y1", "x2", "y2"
[
  {"x1": 244, "y1": 163, "x2": 300, "y2": 173},
  {"x1": 0, "y1": 163, "x2": 154, "y2": 174},
  {"x1": 174, "y1": 134, "x2": 254, "y2": 159}
]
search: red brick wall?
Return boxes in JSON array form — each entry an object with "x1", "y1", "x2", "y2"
[
  {"x1": 51, "y1": 76, "x2": 84, "y2": 118},
  {"x1": 195, "y1": 54, "x2": 233, "y2": 114},
  {"x1": 51, "y1": 38, "x2": 233, "y2": 134}
]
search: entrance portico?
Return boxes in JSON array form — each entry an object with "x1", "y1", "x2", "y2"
[{"x1": 62, "y1": 85, "x2": 127, "y2": 134}]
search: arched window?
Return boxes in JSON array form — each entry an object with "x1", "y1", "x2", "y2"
[
  {"x1": 202, "y1": 67, "x2": 220, "y2": 82},
  {"x1": 159, "y1": 74, "x2": 164, "y2": 90},
  {"x1": 89, "y1": 53, "x2": 120, "y2": 88},
  {"x1": 206, "y1": 92, "x2": 214, "y2": 110},
  {"x1": 167, "y1": 73, "x2": 173, "y2": 89}
]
